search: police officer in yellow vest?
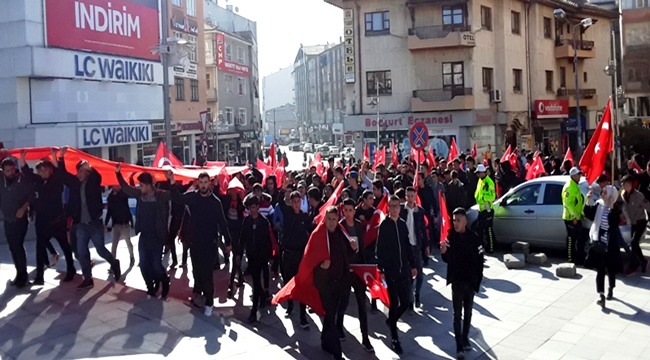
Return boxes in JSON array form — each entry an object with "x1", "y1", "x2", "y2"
[
  {"x1": 474, "y1": 164, "x2": 497, "y2": 253},
  {"x1": 562, "y1": 167, "x2": 587, "y2": 264}
]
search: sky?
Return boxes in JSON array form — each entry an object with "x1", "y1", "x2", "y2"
[{"x1": 231, "y1": 0, "x2": 344, "y2": 78}]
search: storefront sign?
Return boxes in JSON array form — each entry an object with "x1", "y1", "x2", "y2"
[
  {"x1": 215, "y1": 33, "x2": 251, "y2": 76},
  {"x1": 535, "y1": 99, "x2": 569, "y2": 119},
  {"x1": 460, "y1": 32, "x2": 476, "y2": 46},
  {"x1": 78, "y1": 124, "x2": 152, "y2": 148},
  {"x1": 45, "y1": 0, "x2": 160, "y2": 61},
  {"x1": 345, "y1": 111, "x2": 488, "y2": 132},
  {"x1": 172, "y1": 62, "x2": 198, "y2": 80},
  {"x1": 74, "y1": 54, "x2": 156, "y2": 84},
  {"x1": 343, "y1": 9, "x2": 356, "y2": 84}
]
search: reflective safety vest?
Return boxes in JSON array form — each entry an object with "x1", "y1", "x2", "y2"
[
  {"x1": 475, "y1": 176, "x2": 496, "y2": 212},
  {"x1": 562, "y1": 179, "x2": 584, "y2": 221}
]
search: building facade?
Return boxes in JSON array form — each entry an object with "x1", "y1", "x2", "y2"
[
  {"x1": 325, "y1": 0, "x2": 616, "y2": 159},
  {"x1": 0, "y1": 0, "x2": 164, "y2": 163},
  {"x1": 262, "y1": 66, "x2": 295, "y2": 114},
  {"x1": 205, "y1": 2, "x2": 260, "y2": 164},
  {"x1": 265, "y1": 104, "x2": 299, "y2": 144},
  {"x1": 293, "y1": 43, "x2": 346, "y2": 144},
  {"x1": 620, "y1": 0, "x2": 650, "y2": 121}
]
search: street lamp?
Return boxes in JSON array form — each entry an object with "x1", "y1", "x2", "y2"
[{"x1": 554, "y1": 8, "x2": 593, "y2": 158}]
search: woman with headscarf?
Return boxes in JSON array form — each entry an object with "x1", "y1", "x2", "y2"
[{"x1": 584, "y1": 185, "x2": 625, "y2": 309}]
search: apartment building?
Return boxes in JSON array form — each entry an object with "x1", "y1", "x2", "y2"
[
  {"x1": 619, "y1": 0, "x2": 650, "y2": 120},
  {"x1": 325, "y1": 0, "x2": 616, "y2": 158},
  {"x1": 205, "y1": 2, "x2": 260, "y2": 163},
  {"x1": 293, "y1": 43, "x2": 346, "y2": 144}
]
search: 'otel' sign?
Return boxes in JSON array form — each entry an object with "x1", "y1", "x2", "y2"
[{"x1": 409, "y1": 122, "x2": 429, "y2": 151}]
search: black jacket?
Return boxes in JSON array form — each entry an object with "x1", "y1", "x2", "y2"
[
  {"x1": 376, "y1": 217, "x2": 416, "y2": 277},
  {"x1": 105, "y1": 190, "x2": 133, "y2": 226},
  {"x1": 446, "y1": 181, "x2": 468, "y2": 212},
  {"x1": 239, "y1": 215, "x2": 273, "y2": 261},
  {"x1": 399, "y1": 204, "x2": 427, "y2": 250},
  {"x1": 278, "y1": 200, "x2": 311, "y2": 252},
  {"x1": 340, "y1": 218, "x2": 366, "y2": 264},
  {"x1": 182, "y1": 190, "x2": 232, "y2": 248},
  {"x1": 0, "y1": 171, "x2": 34, "y2": 223},
  {"x1": 118, "y1": 172, "x2": 177, "y2": 242},
  {"x1": 58, "y1": 158, "x2": 103, "y2": 224},
  {"x1": 442, "y1": 228, "x2": 484, "y2": 292},
  {"x1": 21, "y1": 164, "x2": 63, "y2": 224}
]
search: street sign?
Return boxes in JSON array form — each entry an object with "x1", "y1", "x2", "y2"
[{"x1": 409, "y1": 122, "x2": 429, "y2": 151}]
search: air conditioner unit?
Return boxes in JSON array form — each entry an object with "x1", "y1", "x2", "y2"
[{"x1": 490, "y1": 89, "x2": 502, "y2": 103}]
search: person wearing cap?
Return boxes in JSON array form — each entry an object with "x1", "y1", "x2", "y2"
[
  {"x1": 345, "y1": 171, "x2": 362, "y2": 203},
  {"x1": 59, "y1": 147, "x2": 121, "y2": 289},
  {"x1": 0, "y1": 155, "x2": 34, "y2": 288},
  {"x1": 562, "y1": 167, "x2": 587, "y2": 264},
  {"x1": 474, "y1": 164, "x2": 496, "y2": 254},
  {"x1": 116, "y1": 164, "x2": 177, "y2": 299}
]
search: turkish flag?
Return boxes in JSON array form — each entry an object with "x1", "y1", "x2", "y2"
[
  {"x1": 471, "y1": 143, "x2": 477, "y2": 158},
  {"x1": 272, "y1": 222, "x2": 353, "y2": 316},
  {"x1": 218, "y1": 166, "x2": 231, "y2": 196},
  {"x1": 311, "y1": 152, "x2": 325, "y2": 178},
  {"x1": 153, "y1": 141, "x2": 183, "y2": 168},
  {"x1": 373, "y1": 146, "x2": 386, "y2": 171},
  {"x1": 500, "y1": 145, "x2": 512, "y2": 163},
  {"x1": 270, "y1": 143, "x2": 277, "y2": 170},
  {"x1": 563, "y1": 148, "x2": 574, "y2": 167},
  {"x1": 391, "y1": 140, "x2": 399, "y2": 167},
  {"x1": 313, "y1": 180, "x2": 344, "y2": 224},
  {"x1": 580, "y1": 99, "x2": 613, "y2": 184},
  {"x1": 350, "y1": 264, "x2": 390, "y2": 306},
  {"x1": 363, "y1": 144, "x2": 370, "y2": 163},
  {"x1": 509, "y1": 152, "x2": 520, "y2": 176},
  {"x1": 274, "y1": 167, "x2": 286, "y2": 188},
  {"x1": 427, "y1": 147, "x2": 437, "y2": 168},
  {"x1": 447, "y1": 137, "x2": 459, "y2": 162},
  {"x1": 439, "y1": 190, "x2": 451, "y2": 244},
  {"x1": 364, "y1": 194, "x2": 388, "y2": 247},
  {"x1": 227, "y1": 176, "x2": 246, "y2": 197},
  {"x1": 525, "y1": 155, "x2": 545, "y2": 180},
  {"x1": 279, "y1": 156, "x2": 286, "y2": 168},
  {"x1": 410, "y1": 147, "x2": 425, "y2": 164},
  {"x1": 256, "y1": 159, "x2": 271, "y2": 184}
]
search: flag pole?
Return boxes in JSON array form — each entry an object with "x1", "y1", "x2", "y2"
[{"x1": 609, "y1": 97, "x2": 615, "y2": 182}]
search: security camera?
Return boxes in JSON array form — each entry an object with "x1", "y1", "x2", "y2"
[
  {"x1": 553, "y1": 8, "x2": 567, "y2": 20},
  {"x1": 580, "y1": 18, "x2": 593, "y2": 28}
]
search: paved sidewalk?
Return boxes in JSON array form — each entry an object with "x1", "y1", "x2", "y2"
[{"x1": 1, "y1": 233, "x2": 650, "y2": 359}]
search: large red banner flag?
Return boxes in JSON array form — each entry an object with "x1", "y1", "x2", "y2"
[
  {"x1": 579, "y1": 99, "x2": 614, "y2": 184},
  {"x1": 313, "y1": 180, "x2": 345, "y2": 225},
  {"x1": 350, "y1": 264, "x2": 390, "y2": 307},
  {"x1": 439, "y1": 190, "x2": 451, "y2": 244},
  {"x1": 153, "y1": 142, "x2": 183, "y2": 168}
]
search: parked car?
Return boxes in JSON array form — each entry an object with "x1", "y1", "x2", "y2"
[
  {"x1": 329, "y1": 146, "x2": 340, "y2": 155},
  {"x1": 317, "y1": 145, "x2": 330, "y2": 157},
  {"x1": 288, "y1": 143, "x2": 302, "y2": 151},
  {"x1": 303, "y1": 143, "x2": 314, "y2": 153},
  {"x1": 340, "y1": 147, "x2": 354, "y2": 158},
  {"x1": 469, "y1": 176, "x2": 631, "y2": 249}
]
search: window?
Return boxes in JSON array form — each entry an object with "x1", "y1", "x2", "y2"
[
  {"x1": 543, "y1": 184, "x2": 564, "y2": 205},
  {"x1": 225, "y1": 44, "x2": 232, "y2": 61},
  {"x1": 559, "y1": 67, "x2": 567, "y2": 87},
  {"x1": 186, "y1": 0, "x2": 196, "y2": 17},
  {"x1": 481, "y1": 6, "x2": 492, "y2": 31},
  {"x1": 225, "y1": 75, "x2": 233, "y2": 94},
  {"x1": 366, "y1": 70, "x2": 392, "y2": 95},
  {"x1": 174, "y1": 77, "x2": 185, "y2": 101},
  {"x1": 504, "y1": 185, "x2": 541, "y2": 206},
  {"x1": 482, "y1": 67, "x2": 494, "y2": 92},
  {"x1": 206, "y1": 73, "x2": 211, "y2": 90},
  {"x1": 443, "y1": 6, "x2": 465, "y2": 30},
  {"x1": 237, "y1": 108, "x2": 247, "y2": 126},
  {"x1": 511, "y1": 11, "x2": 521, "y2": 34},
  {"x1": 365, "y1": 11, "x2": 390, "y2": 35},
  {"x1": 190, "y1": 79, "x2": 199, "y2": 101},
  {"x1": 583, "y1": 72, "x2": 588, "y2": 83},
  {"x1": 172, "y1": 0, "x2": 181, "y2": 6},
  {"x1": 224, "y1": 107, "x2": 234, "y2": 125},
  {"x1": 187, "y1": 35, "x2": 197, "y2": 63},
  {"x1": 545, "y1": 70, "x2": 554, "y2": 92},
  {"x1": 543, "y1": 17, "x2": 552, "y2": 38},
  {"x1": 238, "y1": 77, "x2": 247, "y2": 96},
  {"x1": 442, "y1": 62, "x2": 464, "y2": 90},
  {"x1": 237, "y1": 46, "x2": 246, "y2": 65},
  {"x1": 513, "y1": 69, "x2": 522, "y2": 93}
]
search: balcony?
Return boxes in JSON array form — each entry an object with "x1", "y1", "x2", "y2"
[
  {"x1": 412, "y1": 88, "x2": 474, "y2": 112},
  {"x1": 207, "y1": 88, "x2": 218, "y2": 102},
  {"x1": 554, "y1": 38, "x2": 596, "y2": 59},
  {"x1": 556, "y1": 88, "x2": 598, "y2": 108},
  {"x1": 408, "y1": 25, "x2": 475, "y2": 51}
]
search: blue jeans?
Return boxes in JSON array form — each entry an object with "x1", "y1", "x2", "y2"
[
  {"x1": 139, "y1": 241, "x2": 166, "y2": 292},
  {"x1": 76, "y1": 221, "x2": 116, "y2": 280},
  {"x1": 411, "y1": 245, "x2": 424, "y2": 297}
]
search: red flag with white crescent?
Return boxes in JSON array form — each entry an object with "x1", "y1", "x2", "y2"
[{"x1": 350, "y1": 264, "x2": 390, "y2": 306}]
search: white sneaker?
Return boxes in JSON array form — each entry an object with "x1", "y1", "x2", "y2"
[
  {"x1": 204, "y1": 306, "x2": 213, "y2": 317},
  {"x1": 49, "y1": 253, "x2": 59, "y2": 268}
]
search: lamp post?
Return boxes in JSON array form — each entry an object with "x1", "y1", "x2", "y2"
[{"x1": 554, "y1": 9, "x2": 592, "y2": 158}]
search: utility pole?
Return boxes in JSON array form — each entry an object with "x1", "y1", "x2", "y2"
[
  {"x1": 572, "y1": 23, "x2": 583, "y2": 158},
  {"x1": 161, "y1": 0, "x2": 172, "y2": 160}
]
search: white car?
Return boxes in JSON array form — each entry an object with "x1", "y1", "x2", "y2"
[
  {"x1": 303, "y1": 143, "x2": 314, "y2": 153},
  {"x1": 329, "y1": 146, "x2": 340, "y2": 155},
  {"x1": 317, "y1": 145, "x2": 330, "y2": 157}
]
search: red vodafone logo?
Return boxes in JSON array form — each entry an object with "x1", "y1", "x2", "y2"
[{"x1": 535, "y1": 100, "x2": 569, "y2": 119}]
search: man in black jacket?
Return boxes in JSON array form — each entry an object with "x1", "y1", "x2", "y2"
[
  {"x1": 376, "y1": 195, "x2": 417, "y2": 355},
  {"x1": 20, "y1": 149, "x2": 75, "y2": 284},
  {"x1": 400, "y1": 187, "x2": 429, "y2": 309},
  {"x1": 105, "y1": 185, "x2": 134, "y2": 265},
  {"x1": 239, "y1": 194, "x2": 274, "y2": 323},
  {"x1": 441, "y1": 208, "x2": 485, "y2": 360},
  {"x1": 117, "y1": 165, "x2": 176, "y2": 299},
  {"x1": 336, "y1": 199, "x2": 374, "y2": 353},
  {"x1": 0, "y1": 156, "x2": 34, "y2": 288},
  {"x1": 446, "y1": 171, "x2": 468, "y2": 212},
  {"x1": 181, "y1": 172, "x2": 232, "y2": 317},
  {"x1": 59, "y1": 147, "x2": 120, "y2": 290}
]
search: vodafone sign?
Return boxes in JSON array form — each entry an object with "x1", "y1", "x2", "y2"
[
  {"x1": 45, "y1": 0, "x2": 160, "y2": 61},
  {"x1": 535, "y1": 99, "x2": 569, "y2": 119}
]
